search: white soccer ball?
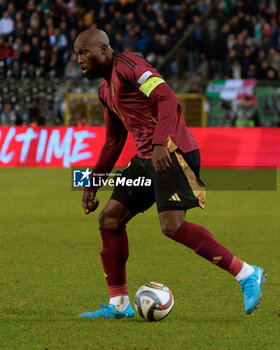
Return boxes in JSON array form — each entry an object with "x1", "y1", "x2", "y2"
[{"x1": 134, "y1": 282, "x2": 174, "y2": 321}]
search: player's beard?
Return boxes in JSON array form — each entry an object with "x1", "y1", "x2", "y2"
[{"x1": 84, "y1": 66, "x2": 102, "y2": 80}]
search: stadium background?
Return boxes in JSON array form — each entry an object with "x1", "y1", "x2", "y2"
[
  {"x1": 0, "y1": 0, "x2": 280, "y2": 168},
  {"x1": 1, "y1": 1, "x2": 280, "y2": 350}
]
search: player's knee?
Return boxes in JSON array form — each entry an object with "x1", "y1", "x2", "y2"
[
  {"x1": 98, "y1": 209, "x2": 107, "y2": 228},
  {"x1": 98, "y1": 208, "x2": 122, "y2": 230},
  {"x1": 160, "y1": 222, "x2": 178, "y2": 238},
  {"x1": 159, "y1": 212, "x2": 185, "y2": 238}
]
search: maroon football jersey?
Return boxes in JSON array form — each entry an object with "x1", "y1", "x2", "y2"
[{"x1": 98, "y1": 52, "x2": 199, "y2": 159}]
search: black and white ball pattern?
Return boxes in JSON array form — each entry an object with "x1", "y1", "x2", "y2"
[{"x1": 134, "y1": 282, "x2": 174, "y2": 321}]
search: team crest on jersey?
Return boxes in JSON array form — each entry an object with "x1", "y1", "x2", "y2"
[{"x1": 137, "y1": 71, "x2": 153, "y2": 85}]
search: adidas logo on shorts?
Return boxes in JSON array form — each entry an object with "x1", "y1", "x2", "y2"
[{"x1": 168, "y1": 193, "x2": 181, "y2": 201}]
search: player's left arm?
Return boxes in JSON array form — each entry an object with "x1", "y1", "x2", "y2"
[
  {"x1": 120, "y1": 56, "x2": 178, "y2": 172},
  {"x1": 140, "y1": 79, "x2": 178, "y2": 172}
]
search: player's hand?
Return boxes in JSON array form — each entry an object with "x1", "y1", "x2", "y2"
[
  {"x1": 82, "y1": 189, "x2": 99, "y2": 215},
  {"x1": 152, "y1": 145, "x2": 172, "y2": 173}
]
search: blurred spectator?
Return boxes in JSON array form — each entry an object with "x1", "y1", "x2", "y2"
[
  {"x1": 50, "y1": 28, "x2": 68, "y2": 50},
  {"x1": 268, "y1": 47, "x2": 280, "y2": 72},
  {"x1": 123, "y1": 23, "x2": 137, "y2": 51},
  {"x1": 221, "y1": 101, "x2": 234, "y2": 127},
  {"x1": 232, "y1": 59, "x2": 242, "y2": 79},
  {"x1": 75, "y1": 115, "x2": 88, "y2": 127},
  {"x1": 257, "y1": 60, "x2": 269, "y2": 80},
  {"x1": 196, "y1": 0, "x2": 209, "y2": 16},
  {"x1": 19, "y1": 43, "x2": 36, "y2": 71},
  {"x1": 0, "y1": 36, "x2": 12, "y2": 68},
  {"x1": 246, "y1": 63, "x2": 257, "y2": 79},
  {"x1": 7, "y1": 3, "x2": 17, "y2": 21},
  {"x1": 55, "y1": 115, "x2": 63, "y2": 125},
  {"x1": 267, "y1": 68, "x2": 277, "y2": 80},
  {"x1": 0, "y1": 11, "x2": 14, "y2": 36},
  {"x1": 113, "y1": 32, "x2": 125, "y2": 51},
  {"x1": 37, "y1": 49, "x2": 49, "y2": 76},
  {"x1": 233, "y1": 96, "x2": 259, "y2": 127},
  {"x1": 65, "y1": 52, "x2": 81, "y2": 79},
  {"x1": 14, "y1": 18, "x2": 25, "y2": 39},
  {"x1": 12, "y1": 37, "x2": 23, "y2": 59},
  {"x1": 39, "y1": 0, "x2": 52, "y2": 13},
  {"x1": 0, "y1": 99, "x2": 20, "y2": 125}
]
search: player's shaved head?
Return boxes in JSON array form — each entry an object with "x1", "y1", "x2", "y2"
[
  {"x1": 74, "y1": 28, "x2": 113, "y2": 79},
  {"x1": 74, "y1": 28, "x2": 110, "y2": 49}
]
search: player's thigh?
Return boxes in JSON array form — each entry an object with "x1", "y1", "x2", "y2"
[
  {"x1": 110, "y1": 155, "x2": 155, "y2": 216},
  {"x1": 154, "y1": 150, "x2": 205, "y2": 213}
]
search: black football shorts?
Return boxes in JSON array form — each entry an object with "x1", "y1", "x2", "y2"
[{"x1": 110, "y1": 149, "x2": 206, "y2": 215}]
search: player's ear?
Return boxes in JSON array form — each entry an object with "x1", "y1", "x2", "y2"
[{"x1": 100, "y1": 44, "x2": 108, "y2": 55}]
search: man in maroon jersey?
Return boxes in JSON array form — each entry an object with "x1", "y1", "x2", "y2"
[{"x1": 74, "y1": 29, "x2": 266, "y2": 319}]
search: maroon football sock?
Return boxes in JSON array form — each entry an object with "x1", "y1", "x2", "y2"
[
  {"x1": 172, "y1": 221, "x2": 244, "y2": 275},
  {"x1": 100, "y1": 227, "x2": 129, "y2": 296}
]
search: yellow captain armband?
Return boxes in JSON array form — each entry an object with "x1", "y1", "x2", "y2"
[{"x1": 139, "y1": 77, "x2": 165, "y2": 97}]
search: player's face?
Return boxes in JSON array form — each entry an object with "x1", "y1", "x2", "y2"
[{"x1": 74, "y1": 40, "x2": 105, "y2": 79}]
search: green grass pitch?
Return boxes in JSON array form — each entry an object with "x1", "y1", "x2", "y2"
[{"x1": 1, "y1": 168, "x2": 279, "y2": 350}]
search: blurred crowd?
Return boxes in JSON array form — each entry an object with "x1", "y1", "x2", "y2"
[
  {"x1": 0, "y1": 0, "x2": 280, "y2": 126},
  {"x1": 210, "y1": 0, "x2": 280, "y2": 80},
  {"x1": 0, "y1": 0, "x2": 211, "y2": 80},
  {"x1": 1, "y1": 0, "x2": 279, "y2": 80}
]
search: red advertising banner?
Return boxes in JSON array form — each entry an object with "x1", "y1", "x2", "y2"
[
  {"x1": 0, "y1": 126, "x2": 136, "y2": 168},
  {"x1": 191, "y1": 127, "x2": 280, "y2": 168},
  {"x1": 0, "y1": 126, "x2": 279, "y2": 168}
]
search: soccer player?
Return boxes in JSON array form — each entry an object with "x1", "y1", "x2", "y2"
[{"x1": 74, "y1": 29, "x2": 266, "y2": 318}]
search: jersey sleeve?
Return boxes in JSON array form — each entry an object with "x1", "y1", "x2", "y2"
[
  {"x1": 149, "y1": 82, "x2": 179, "y2": 147},
  {"x1": 117, "y1": 54, "x2": 179, "y2": 148},
  {"x1": 90, "y1": 86, "x2": 127, "y2": 190}
]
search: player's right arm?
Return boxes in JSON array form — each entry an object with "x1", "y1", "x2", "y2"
[{"x1": 82, "y1": 100, "x2": 127, "y2": 215}]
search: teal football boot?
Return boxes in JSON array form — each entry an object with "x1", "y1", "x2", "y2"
[
  {"x1": 239, "y1": 265, "x2": 267, "y2": 315},
  {"x1": 79, "y1": 303, "x2": 135, "y2": 319}
]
